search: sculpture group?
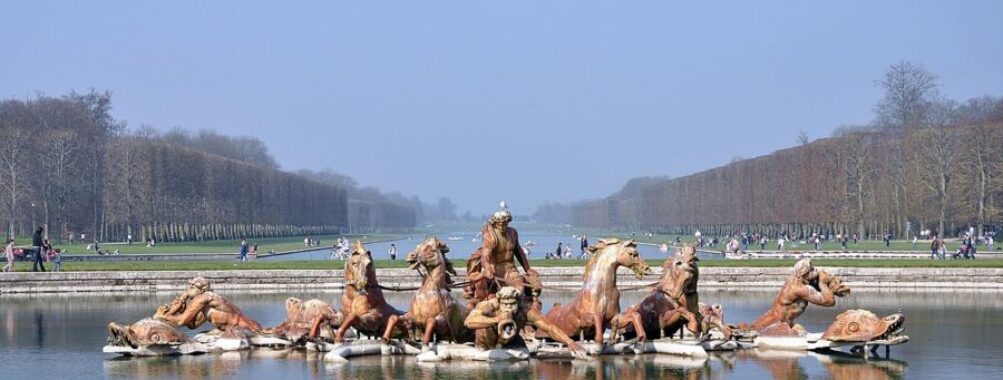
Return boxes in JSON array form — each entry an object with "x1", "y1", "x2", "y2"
[{"x1": 105, "y1": 204, "x2": 908, "y2": 362}]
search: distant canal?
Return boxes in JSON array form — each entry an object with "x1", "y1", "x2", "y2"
[{"x1": 264, "y1": 231, "x2": 720, "y2": 261}]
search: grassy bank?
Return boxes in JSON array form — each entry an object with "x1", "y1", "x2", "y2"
[
  {"x1": 14, "y1": 258, "x2": 1003, "y2": 272},
  {"x1": 42, "y1": 234, "x2": 401, "y2": 255}
]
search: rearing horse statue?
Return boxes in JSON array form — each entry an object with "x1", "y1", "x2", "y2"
[
  {"x1": 381, "y1": 237, "x2": 473, "y2": 351},
  {"x1": 334, "y1": 241, "x2": 405, "y2": 342},
  {"x1": 540, "y1": 239, "x2": 651, "y2": 347},
  {"x1": 612, "y1": 245, "x2": 702, "y2": 341}
]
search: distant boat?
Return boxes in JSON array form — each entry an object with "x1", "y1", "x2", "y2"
[{"x1": 447, "y1": 236, "x2": 463, "y2": 241}]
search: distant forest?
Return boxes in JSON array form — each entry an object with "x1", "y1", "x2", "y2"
[
  {"x1": 0, "y1": 91, "x2": 431, "y2": 243},
  {"x1": 541, "y1": 62, "x2": 1003, "y2": 239}
]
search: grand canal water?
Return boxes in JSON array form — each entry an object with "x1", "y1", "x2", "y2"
[
  {"x1": 1, "y1": 288, "x2": 1000, "y2": 379},
  {"x1": 265, "y1": 231, "x2": 719, "y2": 261}
]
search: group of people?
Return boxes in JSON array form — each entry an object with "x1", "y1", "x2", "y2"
[
  {"x1": 331, "y1": 237, "x2": 352, "y2": 260},
  {"x1": 929, "y1": 235, "x2": 979, "y2": 260},
  {"x1": 542, "y1": 235, "x2": 589, "y2": 260},
  {"x1": 238, "y1": 239, "x2": 258, "y2": 262},
  {"x1": 3, "y1": 226, "x2": 61, "y2": 273}
]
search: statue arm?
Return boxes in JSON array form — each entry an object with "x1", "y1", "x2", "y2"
[
  {"x1": 164, "y1": 293, "x2": 188, "y2": 315},
  {"x1": 797, "y1": 283, "x2": 837, "y2": 307},
  {"x1": 164, "y1": 295, "x2": 211, "y2": 328},
  {"x1": 511, "y1": 229, "x2": 531, "y2": 273},
  {"x1": 480, "y1": 227, "x2": 498, "y2": 279},
  {"x1": 464, "y1": 303, "x2": 499, "y2": 330}
]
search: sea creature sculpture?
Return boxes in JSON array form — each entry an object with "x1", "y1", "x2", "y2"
[
  {"x1": 612, "y1": 245, "x2": 701, "y2": 341},
  {"x1": 335, "y1": 241, "x2": 406, "y2": 341},
  {"x1": 540, "y1": 239, "x2": 651, "y2": 348},
  {"x1": 107, "y1": 318, "x2": 194, "y2": 348},
  {"x1": 822, "y1": 309, "x2": 905, "y2": 343},
  {"x1": 742, "y1": 258, "x2": 850, "y2": 336},
  {"x1": 267, "y1": 297, "x2": 344, "y2": 344},
  {"x1": 382, "y1": 237, "x2": 473, "y2": 351}
]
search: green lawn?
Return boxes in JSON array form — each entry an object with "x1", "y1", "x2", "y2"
[
  {"x1": 15, "y1": 257, "x2": 1002, "y2": 272},
  {"x1": 35, "y1": 234, "x2": 401, "y2": 256}
]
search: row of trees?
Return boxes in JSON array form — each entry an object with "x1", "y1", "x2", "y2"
[
  {"x1": 567, "y1": 62, "x2": 1003, "y2": 239},
  {"x1": 295, "y1": 168, "x2": 462, "y2": 227},
  {"x1": 0, "y1": 91, "x2": 417, "y2": 243}
]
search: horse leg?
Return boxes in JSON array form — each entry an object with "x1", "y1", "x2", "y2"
[
  {"x1": 593, "y1": 314, "x2": 605, "y2": 346},
  {"x1": 683, "y1": 310, "x2": 702, "y2": 338},
  {"x1": 381, "y1": 314, "x2": 401, "y2": 343},
  {"x1": 334, "y1": 313, "x2": 358, "y2": 342},
  {"x1": 421, "y1": 317, "x2": 439, "y2": 352},
  {"x1": 629, "y1": 311, "x2": 647, "y2": 342},
  {"x1": 659, "y1": 309, "x2": 685, "y2": 339},
  {"x1": 307, "y1": 314, "x2": 326, "y2": 342}
]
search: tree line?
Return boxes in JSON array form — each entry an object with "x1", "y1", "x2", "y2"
[
  {"x1": 0, "y1": 91, "x2": 419, "y2": 243},
  {"x1": 564, "y1": 62, "x2": 1003, "y2": 239}
]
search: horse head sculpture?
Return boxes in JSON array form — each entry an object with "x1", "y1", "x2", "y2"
[
  {"x1": 406, "y1": 236, "x2": 456, "y2": 284},
  {"x1": 345, "y1": 241, "x2": 374, "y2": 294},
  {"x1": 658, "y1": 245, "x2": 699, "y2": 300}
]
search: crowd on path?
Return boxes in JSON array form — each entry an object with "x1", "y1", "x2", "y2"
[{"x1": 704, "y1": 228, "x2": 997, "y2": 259}]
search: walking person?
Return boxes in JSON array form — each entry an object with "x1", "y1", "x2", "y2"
[
  {"x1": 555, "y1": 242, "x2": 563, "y2": 260},
  {"x1": 50, "y1": 247, "x2": 61, "y2": 272},
  {"x1": 389, "y1": 243, "x2": 397, "y2": 260},
  {"x1": 31, "y1": 226, "x2": 46, "y2": 272},
  {"x1": 930, "y1": 237, "x2": 940, "y2": 260},
  {"x1": 580, "y1": 235, "x2": 589, "y2": 255},
  {"x1": 3, "y1": 238, "x2": 14, "y2": 272},
  {"x1": 239, "y1": 238, "x2": 249, "y2": 262}
]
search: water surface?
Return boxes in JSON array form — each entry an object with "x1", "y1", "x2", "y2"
[{"x1": 1, "y1": 289, "x2": 999, "y2": 379}]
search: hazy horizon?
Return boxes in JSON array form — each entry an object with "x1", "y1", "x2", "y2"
[{"x1": 3, "y1": 1, "x2": 1002, "y2": 215}]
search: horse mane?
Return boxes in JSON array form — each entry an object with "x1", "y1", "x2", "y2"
[
  {"x1": 661, "y1": 244, "x2": 698, "y2": 288},
  {"x1": 420, "y1": 236, "x2": 455, "y2": 285},
  {"x1": 584, "y1": 239, "x2": 634, "y2": 274}
]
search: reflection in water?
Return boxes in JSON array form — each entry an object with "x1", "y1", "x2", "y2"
[
  {"x1": 33, "y1": 310, "x2": 44, "y2": 349},
  {"x1": 1, "y1": 290, "x2": 998, "y2": 379},
  {"x1": 100, "y1": 349, "x2": 905, "y2": 380}
]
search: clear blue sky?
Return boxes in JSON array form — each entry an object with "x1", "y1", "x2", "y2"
[{"x1": 3, "y1": 1, "x2": 1002, "y2": 215}]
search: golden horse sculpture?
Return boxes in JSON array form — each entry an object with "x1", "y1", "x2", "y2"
[
  {"x1": 611, "y1": 245, "x2": 703, "y2": 341},
  {"x1": 334, "y1": 241, "x2": 405, "y2": 342},
  {"x1": 539, "y1": 239, "x2": 651, "y2": 348},
  {"x1": 382, "y1": 237, "x2": 474, "y2": 351}
]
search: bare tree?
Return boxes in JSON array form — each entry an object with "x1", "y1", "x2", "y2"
[
  {"x1": 0, "y1": 127, "x2": 30, "y2": 237},
  {"x1": 874, "y1": 61, "x2": 940, "y2": 133},
  {"x1": 39, "y1": 130, "x2": 81, "y2": 241}
]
